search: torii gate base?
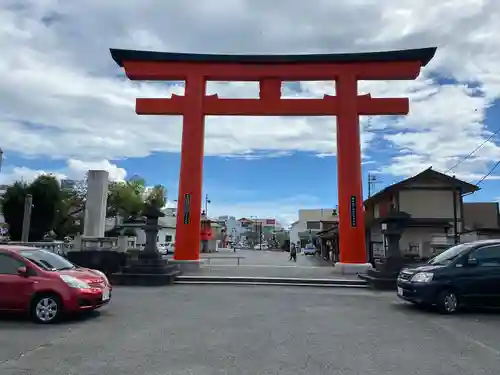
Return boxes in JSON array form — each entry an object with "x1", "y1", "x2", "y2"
[{"x1": 111, "y1": 47, "x2": 436, "y2": 273}]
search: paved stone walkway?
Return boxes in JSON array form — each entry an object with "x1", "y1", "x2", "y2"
[{"x1": 191, "y1": 249, "x2": 356, "y2": 279}]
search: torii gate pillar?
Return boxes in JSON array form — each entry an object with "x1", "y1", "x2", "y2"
[{"x1": 111, "y1": 47, "x2": 436, "y2": 273}]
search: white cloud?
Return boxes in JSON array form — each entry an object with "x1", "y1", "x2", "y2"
[
  {"x1": 0, "y1": 159, "x2": 126, "y2": 185},
  {"x1": 379, "y1": 84, "x2": 500, "y2": 180},
  {"x1": 0, "y1": 166, "x2": 67, "y2": 185},
  {"x1": 0, "y1": 0, "x2": 499, "y2": 190},
  {"x1": 65, "y1": 159, "x2": 127, "y2": 181}
]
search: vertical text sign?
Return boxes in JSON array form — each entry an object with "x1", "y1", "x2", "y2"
[
  {"x1": 183, "y1": 193, "x2": 191, "y2": 224},
  {"x1": 350, "y1": 196, "x2": 357, "y2": 227}
]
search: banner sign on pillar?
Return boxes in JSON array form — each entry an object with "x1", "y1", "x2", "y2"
[
  {"x1": 183, "y1": 193, "x2": 191, "y2": 224},
  {"x1": 350, "y1": 196, "x2": 357, "y2": 227}
]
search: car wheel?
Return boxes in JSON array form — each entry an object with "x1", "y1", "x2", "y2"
[
  {"x1": 436, "y1": 289, "x2": 459, "y2": 314},
  {"x1": 31, "y1": 294, "x2": 63, "y2": 324}
]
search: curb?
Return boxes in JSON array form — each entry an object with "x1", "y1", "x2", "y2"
[{"x1": 175, "y1": 276, "x2": 368, "y2": 288}]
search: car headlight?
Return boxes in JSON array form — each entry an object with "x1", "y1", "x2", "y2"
[
  {"x1": 92, "y1": 269, "x2": 109, "y2": 284},
  {"x1": 60, "y1": 275, "x2": 91, "y2": 289},
  {"x1": 411, "y1": 272, "x2": 434, "y2": 283}
]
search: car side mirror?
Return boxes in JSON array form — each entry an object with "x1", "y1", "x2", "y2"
[
  {"x1": 467, "y1": 258, "x2": 478, "y2": 267},
  {"x1": 17, "y1": 266, "x2": 29, "y2": 277}
]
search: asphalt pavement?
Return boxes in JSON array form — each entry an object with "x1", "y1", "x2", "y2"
[{"x1": 1, "y1": 285, "x2": 500, "y2": 374}]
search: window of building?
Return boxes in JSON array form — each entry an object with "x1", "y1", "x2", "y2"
[
  {"x1": 165, "y1": 235, "x2": 172, "y2": 243},
  {"x1": 306, "y1": 221, "x2": 321, "y2": 230},
  {"x1": 322, "y1": 221, "x2": 337, "y2": 229}
]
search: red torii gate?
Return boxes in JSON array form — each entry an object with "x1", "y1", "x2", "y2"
[{"x1": 110, "y1": 47, "x2": 436, "y2": 270}]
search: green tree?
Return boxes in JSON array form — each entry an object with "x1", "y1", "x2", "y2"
[
  {"x1": 144, "y1": 185, "x2": 167, "y2": 210},
  {"x1": 107, "y1": 177, "x2": 145, "y2": 220},
  {"x1": 1, "y1": 181, "x2": 29, "y2": 240},
  {"x1": 53, "y1": 188, "x2": 84, "y2": 240},
  {"x1": 27, "y1": 175, "x2": 62, "y2": 241},
  {"x1": 1, "y1": 175, "x2": 61, "y2": 241}
]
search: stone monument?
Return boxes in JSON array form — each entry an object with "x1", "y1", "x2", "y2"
[
  {"x1": 83, "y1": 170, "x2": 109, "y2": 237},
  {"x1": 79, "y1": 170, "x2": 117, "y2": 250},
  {"x1": 67, "y1": 170, "x2": 125, "y2": 274}
]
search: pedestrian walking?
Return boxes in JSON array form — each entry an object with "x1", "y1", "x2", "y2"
[{"x1": 289, "y1": 244, "x2": 297, "y2": 262}]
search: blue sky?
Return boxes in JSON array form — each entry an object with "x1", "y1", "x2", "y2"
[{"x1": 1, "y1": 0, "x2": 500, "y2": 225}]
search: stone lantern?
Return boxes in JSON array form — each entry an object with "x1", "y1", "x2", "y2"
[
  {"x1": 380, "y1": 210, "x2": 411, "y2": 262},
  {"x1": 139, "y1": 204, "x2": 165, "y2": 260},
  {"x1": 109, "y1": 204, "x2": 181, "y2": 286},
  {"x1": 363, "y1": 210, "x2": 411, "y2": 289}
]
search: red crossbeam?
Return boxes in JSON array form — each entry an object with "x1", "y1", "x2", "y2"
[
  {"x1": 135, "y1": 94, "x2": 409, "y2": 116},
  {"x1": 124, "y1": 61, "x2": 422, "y2": 81}
]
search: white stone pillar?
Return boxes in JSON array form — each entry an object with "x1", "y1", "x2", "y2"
[{"x1": 83, "y1": 170, "x2": 109, "y2": 238}]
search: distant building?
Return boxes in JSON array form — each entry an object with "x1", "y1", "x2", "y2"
[
  {"x1": 364, "y1": 167, "x2": 479, "y2": 261},
  {"x1": 254, "y1": 218, "x2": 279, "y2": 234},
  {"x1": 217, "y1": 215, "x2": 243, "y2": 242},
  {"x1": 289, "y1": 220, "x2": 302, "y2": 247},
  {"x1": 289, "y1": 209, "x2": 339, "y2": 248},
  {"x1": 163, "y1": 207, "x2": 177, "y2": 217},
  {"x1": 238, "y1": 218, "x2": 254, "y2": 231},
  {"x1": 61, "y1": 179, "x2": 77, "y2": 190},
  {"x1": 458, "y1": 202, "x2": 500, "y2": 242},
  {"x1": 234, "y1": 217, "x2": 281, "y2": 245}
]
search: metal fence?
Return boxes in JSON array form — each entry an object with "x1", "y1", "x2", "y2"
[{"x1": 7, "y1": 241, "x2": 72, "y2": 257}]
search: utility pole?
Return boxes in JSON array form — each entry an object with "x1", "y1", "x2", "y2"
[
  {"x1": 259, "y1": 221, "x2": 262, "y2": 250},
  {"x1": 253, "y1": 219, "x2": 262, "y2": 250},
  {"x1": 452, "y1": 175, "x2": 459, "y2": 244},
  {"x1": 21, "y1": 194, "x2": 33, "y2": 242},
  {"x1": 368, "y1": 173, "x2": 381, "y2": 197},
  {"x1": 204, "y1": 194, "x2": 211, "y2": 216},
  {"x1": 0, "y1": 148, "x2": 3, "y2": 172}
]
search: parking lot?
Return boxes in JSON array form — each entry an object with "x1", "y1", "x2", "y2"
[{"x1": 1, "y1": 285, "x2": 500, "y2": 374}]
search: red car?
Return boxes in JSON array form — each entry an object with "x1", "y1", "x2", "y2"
[{"x1": 0, "y1": 246, "x2": 112, "y2": 324}]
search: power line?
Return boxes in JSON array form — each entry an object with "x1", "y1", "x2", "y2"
[
  {"x1": 445, "y1": 127, "x2": 500, "y2": 174},
  {"x1": 475, "y1": 160, "x2": 500, "y2": 185}
]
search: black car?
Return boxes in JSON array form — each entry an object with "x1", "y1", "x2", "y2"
[{"x1": 397, "y1": 239, "x2": 500, "y2": 313}]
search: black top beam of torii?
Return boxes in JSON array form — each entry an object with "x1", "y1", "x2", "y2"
[{"x1": 110, "y1": 47, "x2": 437, "y2": 67}]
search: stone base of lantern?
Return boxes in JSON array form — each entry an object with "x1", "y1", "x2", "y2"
[
  {"x1": 358, "y1": 256, "x2": 406, "y2": 290},
  {"x1": 109, "y1": 255, "x2": 181, "y2": 286},
  {"x1": 168, "y1": 259, "x2": 205, "y2": 272}
]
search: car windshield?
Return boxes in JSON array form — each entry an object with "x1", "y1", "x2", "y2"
[
  {"x1": 428, "y1": 243, "x2": 472, "y2": 265},
  {"x1": 20, "y1": 249, "x2": 76, "y2": 271}
]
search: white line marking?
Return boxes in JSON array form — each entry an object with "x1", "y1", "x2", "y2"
[{"x1": 430, "y1": 319, "x2": 500, "y2": 357}]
